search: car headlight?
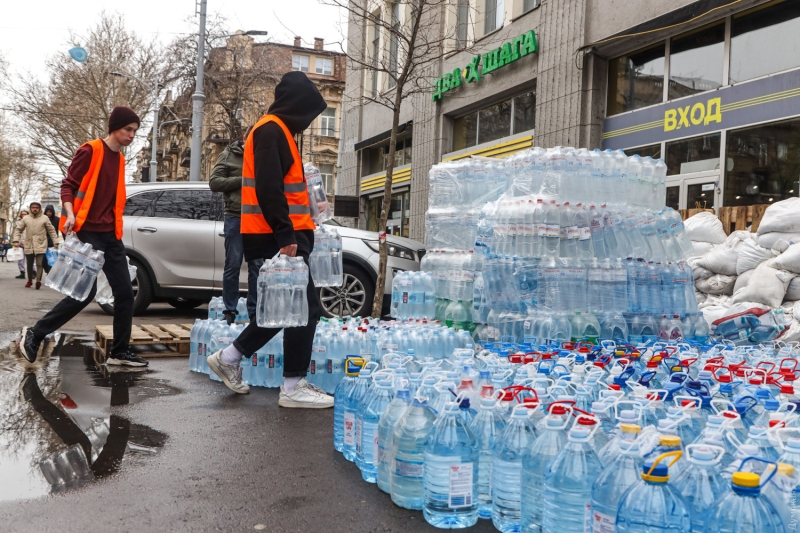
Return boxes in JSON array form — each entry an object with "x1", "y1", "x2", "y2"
[{"x1": 363, "y1": 240, "x2": 417, "y2": 260}]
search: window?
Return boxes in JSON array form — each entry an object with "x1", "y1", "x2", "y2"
[
  {"x1": 292, "y1": 54, "x2": 309, "y2": 72},
  {"x1": 403, "y1": 137, "x2": 413, "y2": 166},
  {"x1": 320, "y1": 108, "x2": 337, "y2": 137},
  {"x1": 687, "y1": 182, "x2": 716, "y2": 210},
  {"x1": 367, "y1": 190, "x2": 410, "y2": 237},
  {"x1": 522, "y1": 0, "x2": 539, "y2": 13},
  {"x1": 153, "y1": 190, "x2": 215, "y2": 220},
  {"x1": 363, "y1": 137, "x2": 412, "y2": 174},
  {"x1": 484, "y1": 0, "x2": 503, "y2": 34},
  {"x1": 665, "y1": 133, "x2": 721, "y2": 176},
  {"x1": 319, "y1": 164, "x2": 335, "y2": 194},
  {"x1": 623, "y1": 144, "x2": 661, "y2": 159},
  {"x1": 668, "y1": 23, "x2": 724, "y2": 100},
  {"x1": 607, "y1": 43, "x2": 665, "y2": 116},
  {"x1": 456, "y1": 0, "x2": 469, "y2": 49},
  {"x1": 388, "y1": 2, "x2": 401, "y2": 88},
  {"x1": 452, "y1": 90, "x2": 536, "y2": 151},
  {"x1": 666, "y1": 186, "x2": 680, "y2": 210},
  {"x1": 371, "y1": 12, "x2": 380, "y2": 97},
  {"x1": 315, "y1": 57, "x2": 333, "y2": 75},
  {"x1": 124, "y1": 191, "x2": 161, "y2": 217},
  {"x1": 730, "y1": 1, "x2": 800, "y2": 84},
  {"x1": 724, "y1": 118, "x2": 800, "y2": 207}
]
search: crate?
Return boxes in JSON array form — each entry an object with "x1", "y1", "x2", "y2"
[{"x1": 94, "y1": 323, "x2": 194, "y2": 358}]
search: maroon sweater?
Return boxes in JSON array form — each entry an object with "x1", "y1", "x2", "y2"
[{"x1": 61, "y1": 140, "x2": 119, "y2": 233}]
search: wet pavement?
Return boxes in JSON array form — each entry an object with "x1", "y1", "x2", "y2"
[{"x1": 0, "y1": 331, "x2": 497, "y2": 533}]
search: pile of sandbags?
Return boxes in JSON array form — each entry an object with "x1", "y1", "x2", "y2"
[
  {"x1": 756, "y1": 197, "x2": 800, "y2": 249},
  {"x1": 685, "y1": 212, "x2": 726, "y2": 256}
]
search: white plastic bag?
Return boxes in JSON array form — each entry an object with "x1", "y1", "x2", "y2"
[
  {"x1": 696, "y1": 233, "x2": 744, "y2": 276},
  {"x1": 685, "y1": 212, "x2": 727, "y2": 244},
  {"x1": 733, "y1": 269, "x2": 754, "y2": 295},
  {"x1": 736, "y1": 236, "x2": 775, "y2": 275},
  {"x1": 731, "y1": 260, "x2": 794, "y2": 309},
  {"x1": 757, "y1": 231, "x2": 800, "y2": 250},
  {"x1": 771, "y1": 242, "x2": 800, "y2": 274},
  {"x1": 757, "y1": 197, "x2": 800, "y2": 235},
  {"x1": 695, "y1": 274, "x2": 736, "y2": 296},
  {"x1": 6, "y1": 247, "x2": 23, "y2": 262}
]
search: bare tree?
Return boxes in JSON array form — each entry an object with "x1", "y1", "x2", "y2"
[
  {"x1": 326, "y1": 0, "x2": 501, "y2": 317},
  {"x1": 5, "y1": 147, "x2": 48, "y2": 219},
  {"x1": 4, "y1": 12, "x2": 172, "y2": 179}
]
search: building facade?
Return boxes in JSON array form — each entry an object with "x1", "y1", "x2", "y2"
[
  {"x1": 340, "y1": 0, "x2": 800, "y2": 241},
  {"x1": 137, "y1": 34, "x2": 346, "y2": 198}
]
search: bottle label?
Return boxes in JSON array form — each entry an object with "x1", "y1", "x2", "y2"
[
  {"x1": 383, "y1": 343, "x2": 399, "y2": 351},
  {"x1": 399, "y1": 279, "x2": 413, "y2": 287},
  {"x1": 579, "y1": 227, "x2": 592, "y2": 240},
  {"x1": 590, "y1": 218, "x2": 603, "y2": 229},
  {"x1": 584, "y1": 503, "x2": 593, "y2": 533},
  {"x1": 524, "y1": 320, "x2": 531, "y2": 330},
  {"x1": 252, "y1": 354, "x2": 258, "y2": 366},
  {"x1": 448, "y1": 463, "x2": 474, "y2": 508},
  {"x1": 373, "y1": 434, "x2": 380, "y2": 465},
  {"x1": 394, "y1": 458, "x2": 424, "y2": 479},
  {"x1": 355, "y1": 419, "x2": 363, "y2": 454},
  {"x1": 425, "y1": 292, "x2": 436, "y2": 304},
  {"x1": 312, "y1": 345, "x2": 326, "y2": 353},
  {"x1": 268, "y1": 354, "x2": 275, "y2": 368},
  {"x1": 592, "y1": 510, "x2": 615, "y2": 533},
  {"x1": 567, "y1": 226, "x2": 580, "y2": 240},
  {"x1": 326, "y1": 359, "x2": 333, "y2": 373},
  {"x1": 548, "y1": 224, "x2": 560, "y2": 238},
  {"x1": 402, "y1": 292, "x2": 409, "y2": 304},
  {"x1": 343, "y1": 412, "x2": 356, "y2": 446},
  {"x1": 310, "y1": 360, "x2": 316, "y2": 374}
]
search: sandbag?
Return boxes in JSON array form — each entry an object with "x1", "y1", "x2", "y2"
[
  {"x1": 692, "y1": 241, "x2": 715, "y2": 256},
  {"x1": 757, "y1": 197, "x2": 800, "y2": 235},
  {"x1": 692, "y1": 265, "x2": 714, "y2": 281},
  {"x1": 757, "y1": 232, "x2": 800, "y2": 250},
  {"x1": 771, "y1": 242, "x2": 800, "y2": 274},
  {"x1": 699, "y1": 294, "x2": 732, "y2": 309},
  {"x1": 734, "y1": 269, "x2": 754, "y2": 295},
  {"x1": 695, "y1": 291, "x2": 707, "y2": 305},
  {"x1": 794, "y1": 301, "x2": 800, "y2": 321},
  {"x1": 695, "y1": 274, "x2": 736, "y2": 295},
  {"x1": 696, "y1": 233, "x2": 745, "y2": 275},
  {"x1": 731, "y1": 260, "x2": 794, "y2": 309},
  {"x1": 787, "y1": 277, "x2": 800, "y2": 301},
  {"x1": 702, "y1": 305, "x2": 729, "y2": 326},
  {"x1": 736, "y1": 236, "x2": 775, "y2": 275},
  {"x1": 779, "y1": 320, "x2": 800, "y2": 343},
  {"x1": 685, "y1": 212, "x2": 727, "y2": 244}
]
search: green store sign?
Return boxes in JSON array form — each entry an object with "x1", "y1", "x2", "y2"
[{"x1": 432, "y1": 30, "x2": 538, "y2": 102}]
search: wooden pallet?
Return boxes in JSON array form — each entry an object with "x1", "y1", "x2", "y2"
[{"x1": 94, "y1": 323, "x2": 194, "y2": 358}]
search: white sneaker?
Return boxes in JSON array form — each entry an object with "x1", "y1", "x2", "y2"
[
  {"x1": 207, "y1": 350, "x2": 250, "y2": 394},
  {"x1": 279, "y1": 378, "x2": 334, "y2": 408}
]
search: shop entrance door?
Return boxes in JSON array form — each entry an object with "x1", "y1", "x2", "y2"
[{"x1": 666, "y1": 170, "x2": 721, "y2": 212}]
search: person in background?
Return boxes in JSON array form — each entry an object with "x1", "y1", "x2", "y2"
[
  {"x1": 12, "y1": 202, "x2": 58, "y2": 289},
  {"x1": 43, "y1": 205, "x2": 60, "y2": 274},
  {"x1": 209, "y1": 128, "x2": 263, "y2": 325},
  {"x1": 14, "y1": 211, "x2": 28, "y2": 278},
  {"x1": 1, "y1": 238, "x2": 10, "y2": 262}
]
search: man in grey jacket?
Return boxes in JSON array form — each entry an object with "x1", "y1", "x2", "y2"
[{"x1": 209, "y1": 135, "x2": 263, "y2": 324}]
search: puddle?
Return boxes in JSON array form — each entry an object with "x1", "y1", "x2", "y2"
[{"x1": 0, "y1": 333, "x2": 175, "y2": 502}]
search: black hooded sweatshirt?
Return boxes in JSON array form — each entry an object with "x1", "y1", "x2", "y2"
[
  {"x1": 44, "y1": 204, "x2": 60, "y2": 246},
  {"x1": 243, "y1": 71, "x2": 327, "y2": 262}
]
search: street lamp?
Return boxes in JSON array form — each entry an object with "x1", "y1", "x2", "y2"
[
  {"x1": 107, "y1": 71, "x2": 163, "y2": 182},
  {"x1": 189, "y1": 1, "x2": 268, "y2": 181}
]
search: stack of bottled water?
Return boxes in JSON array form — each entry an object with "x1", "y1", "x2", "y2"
[
  {"x1": 304, "y1": 162, "x2": 333, "y2": 223},
  {"x1": 256, "y1": 254, "x2": 309, "y2": 327},
  {"x1": 332, "y1": 336, "x2": 795, "y2": 533},
  {"x1": 44, "y1": 234, "x2": 105, "y2": 301},
  {"x1": 95, "y1": 258, "x2": 137, "y2": 305},
  {"x1": 310, "y1": 225, "x2": 343, "y2": 287}
]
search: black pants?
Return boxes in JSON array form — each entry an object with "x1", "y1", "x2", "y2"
[
  {"x1": 32, "y1": 230, "x2": 134, "y2": 355},
  {"x1": 233, "y1": 235, "x2": 320, "y2": 378}
]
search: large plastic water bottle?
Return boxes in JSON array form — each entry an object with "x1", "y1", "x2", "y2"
[
  {"x1": 469, "y1": 395, "x2": 508, "y2": 520},
  {"x1": 542, "y1": 425, "x2": 604, "y2": 533},
  {"x1": 60, "y1": 241, "x2": 91, "y2": 296},
  {"x1": 492, "y1": 405, "x2": 539, "y2": 532},
  {"x1": 333, "y1": 358, "x2": 363, "y2": 453},
  {"x1": 615, "y1": 451, "x2": 691, "y2": 533},
  {"x1": 44, "y1": 234, "x2": 79, "y2": 291},
  {"x1": 703, "y1": 458, "x2": 785, "y2": 533},
  {"x1": 391, "y1": 397, "x2": 437, "y2": 510},
  {"x1": 543, "y1": 200, "x2": 560, "y2": 258},
  {"x1": 377, "y1": 387, "x2": 411, "y2": 493},
  {"x1": 590, "y1": 440, "x2": 643, "y2": 533},
  {"x1": 422, "y1": 401, "x2": 479, "y2": 528},
  {"x1": 343, "y1": 366, "x2": 372, "y2": 462},
  {"x1": 672, "y1": 445, "x2": 727, "y2": 533},
  {"x1": 763, "y1": 462, "x2": 797, "y2": 530},
  {"x1": 189, "y1": 319, "x2": 202, "y2": 372},
  {"x1": 328, "y1": 227, "x2": 343, "y2": 287},
  {"x1": 357, "y1": 378, "x2": 394, "y2": 483}
]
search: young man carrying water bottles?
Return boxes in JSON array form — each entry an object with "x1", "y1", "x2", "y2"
[
  {"x1": 207, "y1": 71, "x2": 332, "y2": 408},
  {"x1": 17, "y1": 107, "x2": 147, "y2": 368}
]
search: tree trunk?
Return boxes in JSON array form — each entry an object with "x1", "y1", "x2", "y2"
[{"x1": 371, "y1": 101, "x2": 403, "y2": 318}]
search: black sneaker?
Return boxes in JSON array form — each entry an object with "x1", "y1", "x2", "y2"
[
  {"x1": 18, "y1": 327, "x2": 41, "y2": 363},
  {"x1": 15, "y1": 273, "x2": 25, "y2": 279},
  {"x1": 222, "y1": 311, "x2": 236, "y2": 325},
  {"x1": 106, "y1": 351, "x2": 149, "y2": 367}
]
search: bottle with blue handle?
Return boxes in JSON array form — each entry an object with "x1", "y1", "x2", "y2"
[
  {"x1": 357, "y1": 378, "x2": 394, "y2": 483},
  {"x1": 422, "y1": 400, "x2": 479, "y2": 528},
  {"x1": 392, "y1": 396, "x2": 437, "y2": 510},
  {"x1": 492, "y1": 404, "x2": 539, "y2": 532},
  {"x1": 377, "y1": 387, "x2": 411, "y2": 493},
  {"x1": 615, "y1": 450, "x2": 691, "y2": 533},
  {"x1": 590, "y1": 439, "x2": 643, "y2": 533},
  {"x1": 672, "y1": 444, "x2": 727, "y2": 533},
  {"x1": 704, "y1": 457, "x2": 786, "y2": 533},
  {"x1": 469, "y1": 395, "x2": 507, "y2": 520},
  {"x1": 333, "y1": 357, "x2": 364, "y2": 453},
  {"x1": 343, "y1": 365, "x2": 373, "y2": 462},
  {"x1": 542, "y1": 424, "x2": 604, "y2": 533}
]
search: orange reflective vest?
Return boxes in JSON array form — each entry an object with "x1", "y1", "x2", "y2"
[
  {"x1": 241, "y1": 114, "x2": 315, "y2": 235},
  {"x1": 59, "y1": 139, "x2": 127, "y2": 239}
]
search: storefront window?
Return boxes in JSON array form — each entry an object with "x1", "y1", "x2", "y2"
[
  {"x1": 513, "y1": 92, "x2": 536, "y2": 134},
  {"x1": 668, "y1": 23, "x2": 724, "y2": 100},
  {"x1": 665, "y1": 133, "x2": 721, "y2": 175},
  {"x1": 724, "y1": 118, "x2": 800, "y2": 207},
  {"x1": 666, "y1": 186, "x2": 680, "y2": 210},
  {"x1": 730, "y1": 0, "x2": 800, "y2": 84},
  {"x1": 366, "y1": 189, "x2": 410, "y2": 237},
  {"x1": 478, "y1": 99, "x2": 512, "y2": 144},
  {"x1": 623, "y1": 144, "x2": 661, "y2": 159},
  {"x1": 687, "y1": 182, "x2": 716, "y2": 210},
  {"x1": 453, "y1": 113, "x2": 478, "y2": 151},
  {"x1": 452, "y1": 90, "x2": 536, "y2": 152},
  {"x1": 607, "y1": 43, "x2": 665, "y2": 116}
]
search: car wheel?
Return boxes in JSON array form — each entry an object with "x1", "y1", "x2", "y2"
[
  {"x1": 318, "y1": 263, "x2": 374, "y2": 319},
  {"x1": 166, "y1": 298, "x2": 204, "y2": 310},
  {"x1": 98, "y1": 258, "x2": 154, "y2": 316}
]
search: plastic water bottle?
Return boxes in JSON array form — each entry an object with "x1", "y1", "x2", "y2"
[
  {"x1": 189, "y1": 319, "x2": 202, "y2": 372},
  {"x1": 543, "y1": 200, "x2": 560, "y2": 258},
  {"x1": 469, "y1": 395, "x2": 508, "y2": 519},
  {"x1": 326, "y1": 330, "x2": 346, "y2": 394},
  {"x1": 763, "y1": 462, "x2": 797, "y2": 530},
  {"x1": 236, "y1": 297, "x2": 248, "y2": 323},
  {"x1": 492, "y1": 405, "x2": 539, "y2": 532},
  {"x1": 263, "y1": 334, "x2": 283, "y2": 387},
  {"x1": 590, "y1": 440, "x2": 643, "y2": 533},
  {"x1": 422, "y1": 401, "x2": 479, "y2": 528},
  {"x1": 377, "y1": 388, "x2": 411, "y2": 493},
  {"x1": 672, "y1": 445, "x2": 727, "y2": 533},
  {"x1": 542, "y1": 425, "x2": 604, "y2": 533},
  {"x1": 329, "y1": 227, "x2": 343, "y2": 287},
  {"x1": 357, "y1": 379, "x2": 394, "y2": 483},
  {"x1": 703, "y1": 458, "x2": 785, "y2": 533},
  {"x1": 45, "y1": 235, "x2": 78, "y2": 291},
  {"x1": 615, "y1": 451, "x2": 691, "y2": 533},
  {"x1": 333, "y1": 358, "x2": 362, "y2": 453},
  {"x1": 288, "y1": 256, "x2": 309, "y2": 327},
  {"x1": 391, "y1": 397, "x2": 437, "y2": 510},
  {"x1": 588, "y1": 204, "x2": 607, "y2": 259}
]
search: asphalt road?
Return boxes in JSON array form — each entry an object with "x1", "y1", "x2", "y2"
[{"x1": 0, "y1": 261, "x2": 497, "y2": 533}]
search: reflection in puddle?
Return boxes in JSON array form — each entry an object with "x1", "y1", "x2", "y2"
[{"x1": 0, "y1": 333, "x2": 173, "y2": 502}]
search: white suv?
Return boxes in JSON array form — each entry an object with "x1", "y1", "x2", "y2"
[{"x1": 101, "y1": 182, "x2": 425, "y2": 318}]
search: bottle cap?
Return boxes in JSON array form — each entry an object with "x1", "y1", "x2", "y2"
[
  {"x1": 619, "y1": 424, "x2": 640, "y2": 433},
  {"x1": 577, "y1": 416, "x2": 596, "y2": 426},
  {"x1": 731, "y1": 472, "x2": 760, "y2": 488},
  {"x1": 778, "y1": 462, "x2": 796, "y2": 476},
  {"x1": 550, "y1": 405, "x2": 567, "y2": 415},
  {"x1": 659, "y1": 435, "x2": 681, "y2": 447}
]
